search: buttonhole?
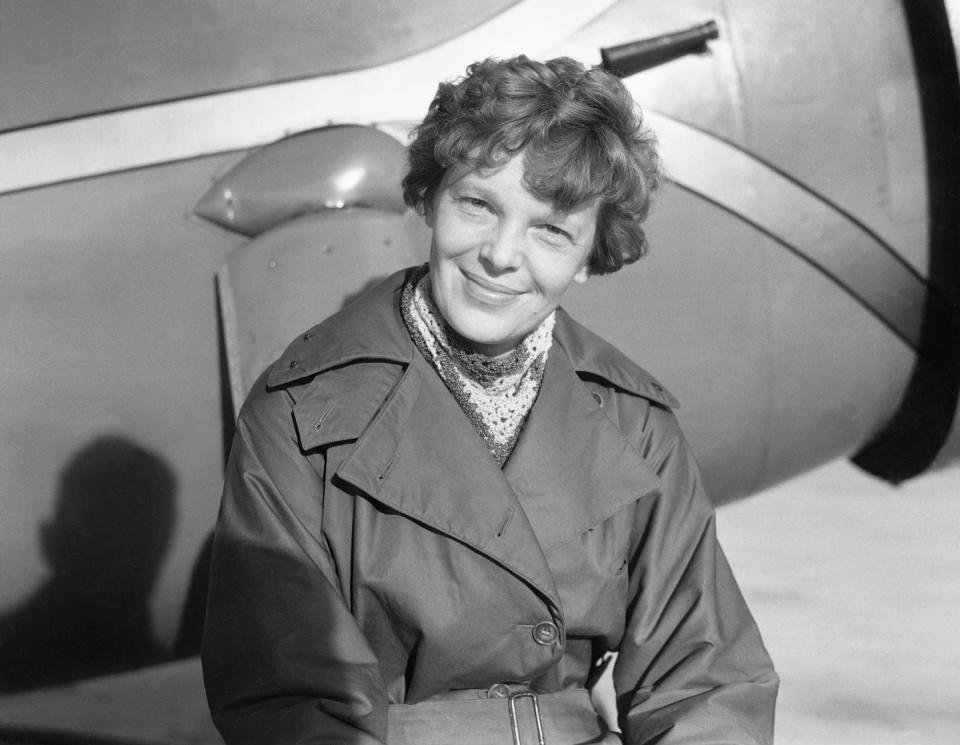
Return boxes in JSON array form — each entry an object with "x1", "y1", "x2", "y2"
[
  {"x1": 377, "y1": 451, "x2": 400, "y2": 484},
  {"x1": 497, "y1": 507, "x2": 515, "y2": 538},
  {"x1": 312, "y1": 401, "x2": 337, "y2": 432}
]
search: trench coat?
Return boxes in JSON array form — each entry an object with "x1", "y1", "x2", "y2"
[{"x1": 202, "y1": 267, "x2": 778, "y2": 745}]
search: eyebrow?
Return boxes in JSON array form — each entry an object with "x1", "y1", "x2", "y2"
[{"x1": 451, "y1": 169, "x2": 592, "y2": 235}]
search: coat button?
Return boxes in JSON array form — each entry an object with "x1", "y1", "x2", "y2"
[
  {"x1": 487, "y1": 683, "x2": 511, "y2": 699},
  {"x1": 532, "y1": 621, "x2": 559, "y2": 645},
  {"x1": 591, "y1": 391, "x2": 603, "y2": 407},
  {"x1": 289, "y1": 359, "x2": 299, "y2": 368}
]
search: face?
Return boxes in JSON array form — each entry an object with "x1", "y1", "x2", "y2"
[{"x1": 426, "y1": 155, "x2": 598, "y2": 357}]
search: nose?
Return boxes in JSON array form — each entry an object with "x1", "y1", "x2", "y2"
[{"x1": 478, "y1": 225, "x2": 523, "y2": 273}]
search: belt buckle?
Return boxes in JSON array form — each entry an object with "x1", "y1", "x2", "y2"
[{"x1": 508, "y1": 691, "x2": 546, "y2": 745}]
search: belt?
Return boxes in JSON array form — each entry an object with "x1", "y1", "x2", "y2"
[{"x1": 388, "y1": 685, "x2": 621, "y2": 745}]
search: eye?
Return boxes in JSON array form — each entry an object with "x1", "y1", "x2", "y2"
[
  {"x1": 537, "y1": 223, "x2": 573, "y2": 244},
  {"x1": 456, "y1": 196, "x2": 490, "y2": 215}
]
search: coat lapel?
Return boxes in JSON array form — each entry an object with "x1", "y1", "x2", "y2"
[
  {"x1": 335, "y1": 351, "x2": 562, "y2": 611},
  {"x1": 503, "y1": 344, "x2": 662, "y2": 555}
]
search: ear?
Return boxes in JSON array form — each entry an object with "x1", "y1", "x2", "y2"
[
  {"x1": 424, "y1": 203, "x2": 436, "y2": 229},
  {"x1": 573, "y1": 263, "x2": 590, "y2": 284}
]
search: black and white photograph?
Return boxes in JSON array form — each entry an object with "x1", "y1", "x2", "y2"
[{"x1": 1, "y1": 2, "x2": 959, "y2": 743}]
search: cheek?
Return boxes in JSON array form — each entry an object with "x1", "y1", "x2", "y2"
[
  {"x1": 431, "y1": 219, "x2": 472, "y2": 261},
  {"x1": 530, "y1": 256, "x2": 588, "y2": 298}
]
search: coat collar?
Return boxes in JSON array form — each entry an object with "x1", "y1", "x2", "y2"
[{"x1": 552, "y1": 310, "x2": 679, "y2": 409}]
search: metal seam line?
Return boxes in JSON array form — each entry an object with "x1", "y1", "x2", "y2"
[
  {"x1": 646, "y1": 111, "x2": 926, "y2": 351},
  {"x1": 0, "y1": 0, "x2": 619, "y2": 195}
]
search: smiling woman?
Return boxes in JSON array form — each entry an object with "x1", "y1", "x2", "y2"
[{"x1": 201, "y1": 55, "x2": 778, "y2": 745}]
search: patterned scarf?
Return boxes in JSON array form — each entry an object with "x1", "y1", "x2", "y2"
[{"x1": 400, "y1": 265, "x2": 555, "y2": 466}]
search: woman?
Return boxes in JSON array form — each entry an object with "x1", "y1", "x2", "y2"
[{"x1": 202, "y1": 55, "x2": 778, "y2": 745}]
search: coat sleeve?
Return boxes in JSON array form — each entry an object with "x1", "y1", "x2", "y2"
[
  {"x1": 614, "y1": 404, "x2": 779, "y2": 745},
  {"x1": 201, "y1": 377, "x2": 388, "y2": 745}
]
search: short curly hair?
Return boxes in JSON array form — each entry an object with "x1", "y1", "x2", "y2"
[{"x1": 402, "y1": 55, "x2": 661, "y2": 275}]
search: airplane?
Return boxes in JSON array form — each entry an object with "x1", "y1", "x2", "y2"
[{"x1": 1, "y1": 0, "x2": 958, "y2": 742}]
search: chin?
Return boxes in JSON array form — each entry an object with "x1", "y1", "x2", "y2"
[
  {"x1": 458, "y1": 326, "x2": 514, "y2": 350},
  {"x1": 447, "y1": 315, "x2": 518, "y2": 355}
]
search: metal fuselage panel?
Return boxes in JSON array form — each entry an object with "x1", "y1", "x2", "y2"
[{"x1": 0, "y1": 158, "x2": 242, "y2": 650}]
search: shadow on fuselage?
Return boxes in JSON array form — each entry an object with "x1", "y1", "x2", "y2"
[{"x1": 0, "y1": 436, "x2": 176, "y2": 692}]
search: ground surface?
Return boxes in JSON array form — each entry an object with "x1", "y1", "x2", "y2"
[{"x1": 718, "y1": 458, "x2": 960, "y2": 745}]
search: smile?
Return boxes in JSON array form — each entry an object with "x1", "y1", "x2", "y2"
[{"x1": 462, "y1": 270, "x2": 524, "y2": 303}]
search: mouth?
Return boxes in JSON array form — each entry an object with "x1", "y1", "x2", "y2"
[{"x1": 462, "y1": 270, "x2": 524, "y2": 300}]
